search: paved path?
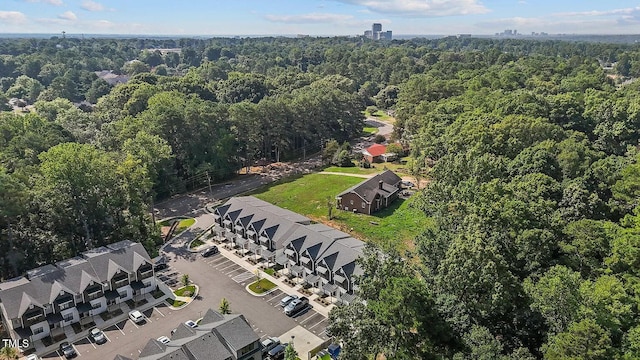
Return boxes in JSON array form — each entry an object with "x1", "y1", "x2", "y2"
[{"x1": 365, "y1": 117, "x2": 394, "y2": 137}]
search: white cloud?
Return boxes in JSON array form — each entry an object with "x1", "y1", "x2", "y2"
[
  {"x1": 554, "y1": 7, "x2": 640, "y2": 18},
  {"x1": 24, "y1": 0, "x2": 64, "y2": 5},
  {"x1": 265, "y1": 12, "x2": 354, "y2": 24},
  {"x1": 58, "y1": 11, "x2": 77, "y2": 20},
  {"x1": 81, "y1": 0, "x2": 105, "y2": 12},
  {"x1": 0, "y1": 11, "x2": 27, "y2": 24},
  {"x1": 333, "y1": 0, "x2": 489, "y2": 17}
]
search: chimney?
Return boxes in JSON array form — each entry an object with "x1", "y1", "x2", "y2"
[{"x1": 379, "y1": 180, "x2": 383, "y2": 189}]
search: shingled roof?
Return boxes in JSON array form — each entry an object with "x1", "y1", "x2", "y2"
[
  {"x1": 336, "y1": 170, "x2": 401, "y2": 204},
  {"x1": 0, "y1": 240, "x2": 152, "y2": 320}
]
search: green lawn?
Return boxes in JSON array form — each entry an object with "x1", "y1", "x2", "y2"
[
  {"x1": 174, "y1": 285, "x2": 196, "y2": 297},
  {"x1": 166, "y1": 299, "x2": 186, "y2": 307},
  {"x1": 248, "y1": 279, "x2": 277, "y2": 294},
  {"x1": 363, "y1": 109, "x2": 396, "y2": 122},
  {"x1": 323, "y1": 166, "x2": 379, "y2": 175},
  {"x1": 362, "y1": 126, "x2": 378, "y2": 136},
  {"x1": 190, "y1": 239, "x2": 204, "y2": 249},
  {"x1": 249, "y1": 174, "x2": 363, "y2": 218},
  {"x1": 250, "y1": 173, "x2": 430, "y2": 250}
]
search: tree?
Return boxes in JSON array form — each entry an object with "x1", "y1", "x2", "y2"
[
  {"x1": 284, "y1": 343, "x2": 298, "y2": 360},
  {"x1": 181, "y1": 273, "x2": 190, "y2": 287},
  {"x1": 524, "y1": 265, "x2": 583, "y2": 334},
  {"x1": 543, "y1": 319, "x2": 613, "y2": 360},
  {"x1": 0, "y1": 346, "x2": 19, "y2": 360},
  {"x1": 219, "y1": 298, "x2": 231, "y2": 314},
  {"x1": 386, "y1": 143, "x2": 403, "y2": 156}
]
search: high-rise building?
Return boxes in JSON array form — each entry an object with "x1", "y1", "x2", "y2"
[{"x1": 365, "y1": 23, "x2": 391, "y2": 40}]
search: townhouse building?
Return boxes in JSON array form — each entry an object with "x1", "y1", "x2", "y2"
[
  {"x1": 0, "y1": 240, "x2": 156, "y2": 349},
  {"x1": 212, "y1": 197, "x2": 364, "y2": 304},
  {"x1": 134, "y1": 308, "x2": 261, "y2": 360}
]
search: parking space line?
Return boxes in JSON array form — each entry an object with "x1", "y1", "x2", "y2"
[
  {"x1": 155, "y1": 306, "x2": 165, "y2": 317},
  {"x1": 104, "y1": 332, "x2": 112, "y2": 343},
  {"x1": 114, "y1": 323, "x2": 126, "y2": 335},
  {"x1": 56, "y1": 350, "x2": 64, "y2": 360},
  {"x1": 145, "y1": 315, "x2": 152, "y2": 323},
  {"x1": 299, "y1": 313, "x2": 319, "y2": 325},
  {"x1": 131, "y1": 319, "x2": 140, "y2": 329},
  {"x1": 215, "y1": 260, "x2": 233, "y2": 268},
  {"x1": 226, "y1": 268, "x2": 244, "y2": 275},
  {"x1": 72, "y1": 343, "x2": 81, "y2": 356},
  {"x1": 87, "y1": 336, "x2": 97, "y2": 349},
  {"x1": 307, "y1": 320, "x2": 326, "y2": 331},
  {"x1": 265, "y1": 292, "x2": 282, "y2": 302},
  {"x1": 218, "y1": 263, "x2": 237, "y2": 272}
]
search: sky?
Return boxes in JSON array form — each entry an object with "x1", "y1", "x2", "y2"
[{"x1": 1, "y1": 0, "x2": 640, "y2": 36}]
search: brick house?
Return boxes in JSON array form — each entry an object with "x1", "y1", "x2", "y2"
[{"x1": 335, "y1": 170, "x2": 402, "y2": 215}]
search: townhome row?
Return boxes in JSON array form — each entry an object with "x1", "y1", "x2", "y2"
[
  {"x1": 0, "y1": 240, "x2": 156, "y2": 349},
  {"x1": 212, "y1": 196, "x2": 364, "y2": 304},
  {"x1": 122, "y1": 308, "x2": 261, "y2": 360}
]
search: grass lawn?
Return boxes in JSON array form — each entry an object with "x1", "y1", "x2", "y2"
[
  {"x1": 250, "y1": 173, "x2": 431, "y2": 250},
  {"x1": 174, "y1": 285, "x2": 196, "y2": 297},
  {"x1": 264, "y1": 268, "x2": 276, "y2": 276},
  {"x1": 323, "y1": 166, "x2": 379, "y2": 175},
  {"x1": 166, "y1": 299, "x2": 186, "y2": 307},
  {"x1": 362, "y1": 126, "x2": 378, "y2": 136},
  {"x1": 248, "y1": 279, "x2": 277, "y2": 294},
  {"x1": 363, "y1": 109, "x2": 396, "y2": 122},
  {"x1": 190, "y1": 239, "x2": 204, "y2": 249},
  {"x1": 249, "y1": 174, "x2": 362, "y2": 219}
]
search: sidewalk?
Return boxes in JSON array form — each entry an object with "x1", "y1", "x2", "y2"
[{"x1": 192, "y1": 234, "x2": 336, "y2": 318}]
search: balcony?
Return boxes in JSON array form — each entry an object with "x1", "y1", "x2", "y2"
[{"x1": 23, "y1": 311, "x2": 45, "y2": 327}]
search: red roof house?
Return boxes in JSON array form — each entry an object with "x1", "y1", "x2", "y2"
[{"x1": 362, "y1": 144, "x2": 387, "y2": 163}]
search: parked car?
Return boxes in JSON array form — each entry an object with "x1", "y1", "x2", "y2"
[
  {"x1": 279, "y1": 294, "x2": 298, "y2": 307},
  {"x1": 157, "y1": 336, "x2": 170, "y2": 345},
  {"x1": 59, "y1": 342, "x2": 77, "y2": 359},
  {"x1": 185, "y1": 320, "x2": 198, "y2": 328},
  {"x1": 128, "y1": 310, "x2": 145, "y2": 324},
  {"x1": 267, "y1": 343, "x2": 287, "y2": 360},
  {"x1": 26, "y1": 354, "x2": 40, "y2": 360},
  {"x1": 89, "y1": 328, "x2": 107, "y2": 344},
  {"x1": 201, "y1": 246, "x2": 219, "y2": 257},
  {"x1": 401, "y1": 180, "x2": 415, "y2": 188},
  {"x1": 261, "y1": 337, "x2": 281, "y2": 355},
  {"x1": 284, "y1": 296, "x2": 309, "y2": 316}
]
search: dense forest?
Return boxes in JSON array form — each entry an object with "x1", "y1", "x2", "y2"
[{"x1": 2, "y1": 35, "x2": 640, "y2": 358}]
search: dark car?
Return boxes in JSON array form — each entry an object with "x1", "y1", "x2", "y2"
[
  {"x1": 267, "y1": 343, "x2": 287, "y2": 360},
  {"x1": 201, "y1": 246, "x2": 219, "y2": 257},
  {"x1": 59, "y1": 342, "x2": 77, "y2": 358}
]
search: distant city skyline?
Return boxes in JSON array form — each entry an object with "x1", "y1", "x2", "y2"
[{"x1": 1, "y1": 1, "x2": 640, "y2": 36}]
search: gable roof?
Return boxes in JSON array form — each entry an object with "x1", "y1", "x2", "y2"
[
  {"x1": 0, "y1": 240, "x2": 153, "y2": 320},
  {"x1": 336, "y1": 170, "x2": 401, "y2": 203},
  {"x1": 364, "y1": 143, "x2": 386, "y2": 157},
  {"x1": 138, "y1": 310, "x2": 258, "y2": 360}
]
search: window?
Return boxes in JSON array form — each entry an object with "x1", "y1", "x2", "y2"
[
  {"x1": 350, "y1": 200, "x2": 354, "y2": 205},
  {"x1": 33, "y1": 327, "x2": 44, "y2": 335},
  {"x1": 59, "y1": 300, "x2": 73, "y2": 311},
  {"x1": 91, "y1": 302, "x2": 101, "y2": 309},
  {"x1": 118, "y1": 291, "x2": 127, "y2": 299},
  {"x1": 361, "y1": 202, "x2": 365, "y2": 208},
  {"x1": 63, "y1": 313, "x2": 73, "y2": 322}
]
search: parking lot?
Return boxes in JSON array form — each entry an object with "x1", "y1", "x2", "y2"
[
  {"x1": 39, "y1": 251, "x2": 329, "y2": 359},
  {"x1": 202, "y1": 254, "x2": 330, "y2": 341}
]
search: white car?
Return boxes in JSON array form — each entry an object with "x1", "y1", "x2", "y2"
[
  {"x1": 26, "y1": 355, "x2": 40, "y2": 360},
  {"x1": 157, "y1": 336, "x2": 170, "y2": 344},
  {"x1": 128, "y1": 310, "x2": 145, "y2": 324},
  {"x1": 184, "y1": 320, "x2": 198, "y2": 328}
]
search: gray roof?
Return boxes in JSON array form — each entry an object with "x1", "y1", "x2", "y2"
[
  {"x1": 212, "y1": 315, "x2": 259, "y2": 352},
  {"x1": 336, "y1": 170, "x2": 401, "y2": 203},
  {"x1": 140, "y1": 310, "x2": 258, "y2": 360},
  {"x1": 139, "y1": 339, "x2": 168, "y2": 357},
  {"x1": 113, "y1": 355, "x2": 134, "y2": 360},
  {"x1": 0, "y1": 240, "x2": 152, "y2": 320},
  {"x1": 184, "y1": 332, "x2": 232, "y2": 360}
]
